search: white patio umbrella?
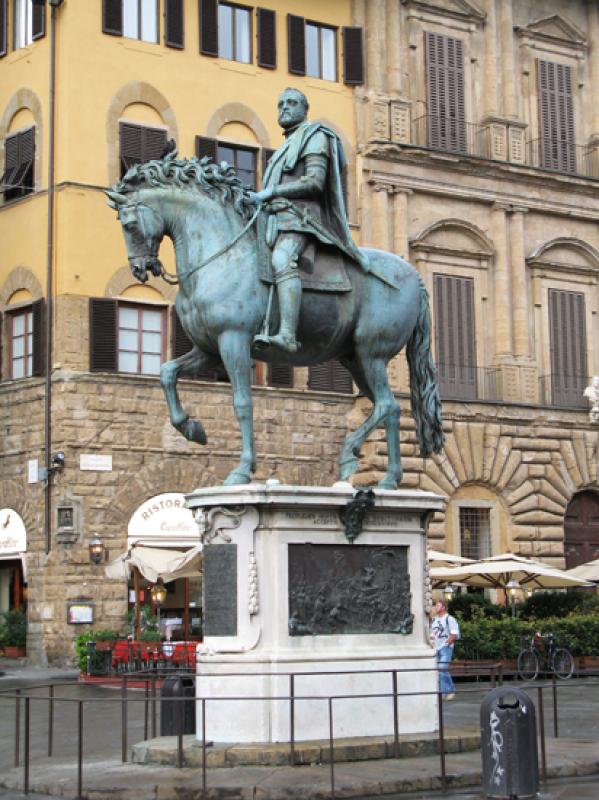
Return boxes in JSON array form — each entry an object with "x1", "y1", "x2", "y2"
[
  {"x1": 563, "y1": 558, "x2": 599, "y2": 584},
  {"x1": 105, "y1": 544, "x2": 203, "y2": 584},
  {"x1": 430, "y1": 552, "x2": 591, "y2": 590},
  {"x1": 427, "y1": 549, "x2": 473, "y2": 568}
]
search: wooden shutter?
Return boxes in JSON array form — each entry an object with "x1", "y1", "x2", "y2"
[
  {"x1": 1, "y1": 133, "x2": 19, "y2": 195},
  {"x1": 0, "y1": 0, "x2": 7, "y2": 58},
  {"x1": 142, "y1": 127, "x2": 168, "y2": 161},
  {"x1": 287, "y1": 14, "x2": 305, "y2": 75},
  {"x1": 31, "y1": 299, "x2": 45, "y2": 377},
  {"x1": 268, "y1": 364, "x2": 293, "y2": 388},
  {"x1": 171, "y1": 307, "x2": 193, "y2": 359},
  {"x1": 434, "y1": 274, "x2": 476, "y2": 400},
  {"x1": 32, "y1": 0, "x2": 45, "y2": 41},
  {"x1": 257, "y1": 8, "x2": 276, "y2": 69},
  {"x1": 342, "y1": 27, "x2": 364, "y2": 85},
  {"x1": 200, "y1": 0, "x2": 218, "y2": 56},
  {"x1": 308, "y1": 361, "x2": 353, "y2": 393},
  {"x1": 537, "y1": 59, "x2": 575, "y2": 173},
  {"x1": 103, "y1": 0, "x2": 123, "y2": 36},
  {"x1": 120, "y1": 123, "x2": 142, "y2": 175},
  {"x1": 549, "y1": 289, "x2": 587, "y2": 407},
  {"x1": 165, "y1": 0, "x2": 184, "y2": 48},
  {"x1": 425, "y1": 32, "x2": 466, "y2": 153},
  {"x1": 90, "y1": 298, "x2": 118, "y2": 373},
  {"x1": 196, "y1": 136, "x2": 218, "y2": 162}
]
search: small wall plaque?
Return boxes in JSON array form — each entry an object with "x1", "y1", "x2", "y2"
[{"x1": 203, "y1": 544, "x2": 238, "y2": 636}]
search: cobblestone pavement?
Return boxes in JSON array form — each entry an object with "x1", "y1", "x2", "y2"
[{"x1": 358, "y1": 775, "x2": 599, "y2": 799}]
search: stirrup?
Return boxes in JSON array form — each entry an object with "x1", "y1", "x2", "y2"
[{"x1": 253, "y1": 332, "x2": 300, "y2": 353}]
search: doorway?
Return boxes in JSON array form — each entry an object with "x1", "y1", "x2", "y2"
[{"x1": 564, "y1": 490, "x2": 599, "y2": 568}]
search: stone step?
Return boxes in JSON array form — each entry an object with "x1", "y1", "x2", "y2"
[{"x1": 132, "y1": 727, "x2": 480, "y2": 768}]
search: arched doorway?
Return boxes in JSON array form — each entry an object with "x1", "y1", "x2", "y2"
[{"x1": 564, "y1": 491, "x2": 599, "y2": 568}]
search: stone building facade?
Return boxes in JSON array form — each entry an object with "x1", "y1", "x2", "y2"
[{"x1": 353, "y1": 0, "x2": 599, "y2": 570}]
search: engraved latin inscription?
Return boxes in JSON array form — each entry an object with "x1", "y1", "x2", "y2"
[{"x1": 203, "y1": 544, "x2": 238, "y2": 637}]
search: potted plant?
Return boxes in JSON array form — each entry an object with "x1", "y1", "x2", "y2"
[{"x1": 0, "y1": 608, "x2": 27, "y2": 658}]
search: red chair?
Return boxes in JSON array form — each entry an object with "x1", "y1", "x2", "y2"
[{"x1": 171, "y1": 643, "x2": 196, "y2": 669}]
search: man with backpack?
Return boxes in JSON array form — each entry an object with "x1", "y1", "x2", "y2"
[{"x1": 430, "y1": 599, "x2": 460, "y2": 700}]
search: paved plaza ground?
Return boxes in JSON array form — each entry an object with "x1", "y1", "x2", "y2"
[{"x1": 0, "y1": 665, "x2": 596, "y2": 798}]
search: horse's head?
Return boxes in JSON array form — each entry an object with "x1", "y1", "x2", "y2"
[{"x1": 106, "y1": 190, "x2": 165, "y2": 284}]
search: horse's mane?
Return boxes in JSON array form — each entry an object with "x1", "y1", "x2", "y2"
[{"x1": 114, "y1": 147, "x2": 254, "y2": 219}]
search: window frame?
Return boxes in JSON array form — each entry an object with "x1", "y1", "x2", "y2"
[
  {"x1": 305, "y1": 19, "x2": 337, "y2": 82},
  {"x1": 216, "y1": 141, "x2": 257, "y2": 189},
  {"x1": 8, "y1": 305, "x2": 33, "y2": 380},
  {"x1": 13, "y1": 0, "x2": 33, "y2": 50},
  {"x1": 119, "y1": 121, "x2": 168, "y2": 179},
  {"x1": 117, "y1": 302, "x2": 166, "y2": 376},
  {"x1": 217, "y1": 1, "x2": 252, "y2": 64},
  {"x1": 122, "y1": 0, "x2": 159, "y2": 44}
]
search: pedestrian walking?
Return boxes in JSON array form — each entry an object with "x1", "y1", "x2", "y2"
[{"x1": 430, "y1": 599, "x2": 460, "y2": 700}]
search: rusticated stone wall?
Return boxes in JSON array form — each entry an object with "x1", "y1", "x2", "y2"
[{"x1": 350, "y1": 395, "x2": 598, "y2": 569}]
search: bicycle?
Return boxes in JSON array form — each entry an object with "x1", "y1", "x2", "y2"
[{"x1": 517, "y1": 631, "x2": 575, "y2": 681}]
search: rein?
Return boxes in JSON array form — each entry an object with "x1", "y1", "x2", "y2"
[{"x1": 159, "y1": 204, "x2": 263, "y2": 285}]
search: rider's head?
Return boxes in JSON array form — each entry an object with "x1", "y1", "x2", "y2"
[{"x1": 278, "y1": 88, "x2": 309, "y2": 131}]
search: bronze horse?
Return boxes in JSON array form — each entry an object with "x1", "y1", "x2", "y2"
[{"x1": 107, "y1": 151, "x2": 444, "y2": 487}]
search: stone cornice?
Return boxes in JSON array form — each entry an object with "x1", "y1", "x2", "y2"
[{"x1": 400, "y1": 0, "x2": 485, "y2": 26}]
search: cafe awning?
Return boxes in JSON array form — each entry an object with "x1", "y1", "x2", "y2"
[{"x1": 105, "y1": 544, "x2": 203, "y2": 584}]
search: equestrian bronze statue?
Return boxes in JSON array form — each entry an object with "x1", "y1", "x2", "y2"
[{"x1": 107, "y1": 88, "x2": 444, "y2": 488}]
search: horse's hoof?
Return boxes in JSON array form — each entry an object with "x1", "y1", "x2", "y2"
[
  {"x1": 223, "y1": 470, "x2": 251, "y2": 486},
  {"x1": 339, "y1": 457, "x2": 359, "y2": 480},
  {"x1": 378, "y1": 477, "x2": 399, "y2": 490},
  {"x1": 178, "y1": 419, "x2": 207, "y2": 445}
]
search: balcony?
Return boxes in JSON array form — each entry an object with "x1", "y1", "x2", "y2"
[
  {"x1": 437, "y1": 364, "x2": 502, "y2": 402},
  {"x1": 538, "y1": 374, "x2": 589, "y2": 409},
  {"x1": 411, "y1": 114, "x2": 492, "y2": 158},
  {"x1": 526, "y1": 139, "x2": 599, "y2": 179}
]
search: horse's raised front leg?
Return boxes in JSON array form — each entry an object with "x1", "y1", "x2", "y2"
[
  {"x1": 218, "y1": 330, "x2": 255, "y2": 486},
  {"x1": 160, "y1": 346, "x2": 219, "y2": 444},
  {"x1": 339, "y1": 353, "x2": 402, "y2": 490}
]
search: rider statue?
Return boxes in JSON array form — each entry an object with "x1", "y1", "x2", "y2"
[{"x1": 249, "y1": 87, "x2": 367, "y2": 353}]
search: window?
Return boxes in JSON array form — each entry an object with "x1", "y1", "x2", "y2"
[
  {"x1": 434, "y1": 274, "x2": 476, "y2": 400},
  {"x1": 2, "y1": 127, "x2": 34, "y2": 202},
  {"x1": 5, "y1": 300, "x2": 44, "y2": 379},
  {"x1": 537, "y1": 60, "x2": 576, "y2": 173},
  {"x1": 548, "y1": 289, "x2": 587, "y2": 407},
  {"x1": 308, "y1": 361, "x2": 353, "y2": 393},
  {"x1": 13, "y1": 0, "x2": 45, "y2": 49},
  {"x1": 287, "y1": 15, "x2": 363, "y2": 85},
  {"x1": 118, "y1": 304, "x2": 164, "y2": 375},
  {"x1": 218, "y1": 2, "x2": 251, "y2": 63},
  {"x1": 120, "y1": 123, "x2": 167, "y2": 178},
  {"x1": 9, "y1": 307, "x2": 32, "y2": 379},
  {"x1": 424, "y1": 32, "x2": 466, "y2": 154},
  {"x1": 306, "y1": 22, "x2": 336, "y2": 81},
  {"x1": 123, "y1": 0, "x2": 158, "y2": 43},
  {"x1": 196, "y1": 136, "x2": 257, "y2": 189},
  {"x1": 459, "y1": 507, "x2": 491, "y2": 560}
]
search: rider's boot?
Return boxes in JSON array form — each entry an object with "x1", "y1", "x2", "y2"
[{"x1": 256, "y1": 274, "x2": 302, "y2": 352}]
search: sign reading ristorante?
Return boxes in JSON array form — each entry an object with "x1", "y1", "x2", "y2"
[{"x1": 127, "y1": 493, "x2": 196, "y2": 539}]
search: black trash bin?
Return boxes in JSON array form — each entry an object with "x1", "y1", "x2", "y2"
[
  {"x1": 86, "y1": 641, "x2": 112, "y2": 675},
  {"x1": 480, "y1": 686, "x2": 539, "y2": 799},
  {"x1": 160, "y1": 676, "x2": 196, "y2": 736}
]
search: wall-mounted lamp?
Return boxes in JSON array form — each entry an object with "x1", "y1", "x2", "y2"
[{"x1": 88, "y1": 536, "x2": 106, "y2": 564}]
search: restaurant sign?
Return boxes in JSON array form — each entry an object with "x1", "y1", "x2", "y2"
[
  {"x1": 128, "y1": 493, "x2": 196, "y2": 542},
  {"x1": 0, "y1": 509, "x2": 27, "y2": 554}
]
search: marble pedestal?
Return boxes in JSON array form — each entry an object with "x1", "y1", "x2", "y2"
[{"x1": 186, "y1": 483, "x2": 444, "y2": 744}]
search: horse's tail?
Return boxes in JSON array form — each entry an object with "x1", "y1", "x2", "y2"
[{"x1": 406, "y1": 280, "x2": 445, "y2": 457}]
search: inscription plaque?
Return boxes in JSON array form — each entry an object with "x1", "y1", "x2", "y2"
[
  {"x1": 203, "y1": 544, "x2": 238, "y2": 637},
  {"x1": 288, "y1": 544, "x2": 413, "y2": 636}
]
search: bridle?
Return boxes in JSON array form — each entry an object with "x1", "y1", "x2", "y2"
[{"x1": 121, "y1": 199, "x2": 263, "y2": 286}]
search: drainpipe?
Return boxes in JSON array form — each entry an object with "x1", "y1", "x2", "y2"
[{"x1": 44, "y1": 0, "x2": 64, "y2": 555}]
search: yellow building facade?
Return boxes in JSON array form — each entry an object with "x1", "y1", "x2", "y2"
[{"x1": 0, "y1": 0, "x2": 364, "y2": 664}]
